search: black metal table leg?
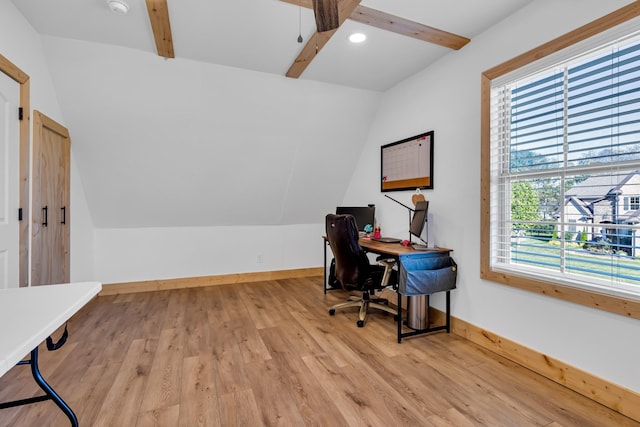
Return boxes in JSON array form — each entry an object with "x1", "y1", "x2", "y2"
[
  {"x1": 446, "y1": 290, "x2": 451, "y2": 333},
  {"x1": 397, "y1": 290, "x2": 402, "y2": 343},
  {"x1": 323, "y1": 239, "x2": 328, "y2": 294},
  {"x1": 0, "y1": 347, "x2": 78, "y2": 427},
  {"x1": 30, "y1": 347, "x2": 78, "y2": 426}
]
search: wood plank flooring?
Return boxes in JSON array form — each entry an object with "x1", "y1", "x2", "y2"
[{"x1": 0, "y1": 277, "x2": 637, "y2": 426}]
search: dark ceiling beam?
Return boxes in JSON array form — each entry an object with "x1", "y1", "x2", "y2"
[{"x1": 312, "y1": 0, "x2": 340, "y2": 32}]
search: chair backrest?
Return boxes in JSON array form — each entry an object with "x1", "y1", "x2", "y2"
[{"x1": 325, "y1": 214, "x2": 371, "y2": 290}]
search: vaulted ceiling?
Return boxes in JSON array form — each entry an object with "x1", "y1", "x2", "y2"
[
  {"x1": 8, "y1": 0, "x2": 534, "y2": 229},
  {"x1": 11, "y1": 0, "x2": 533, "y2": 91}
]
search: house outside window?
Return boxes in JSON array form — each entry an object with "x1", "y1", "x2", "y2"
[{"x1": 481, "y1": 7, "x2": 640, "y2": 318}]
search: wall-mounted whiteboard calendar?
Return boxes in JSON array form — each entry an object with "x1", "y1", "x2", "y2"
[{"x1": 381, "y1": 131, "x2": 434, "y2": 192}]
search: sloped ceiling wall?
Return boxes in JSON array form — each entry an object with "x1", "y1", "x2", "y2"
[{"x1": 41, "y1": 36, "x2": 382, "y2": 228}]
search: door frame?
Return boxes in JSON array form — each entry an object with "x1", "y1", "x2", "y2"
[{"x1": 0, "y1": 54, "x2": 30, "y2": 287}]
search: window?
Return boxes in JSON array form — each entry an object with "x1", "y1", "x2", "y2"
[{"x1": 481, "y1": 4, "x2": 640, "y2": 319}]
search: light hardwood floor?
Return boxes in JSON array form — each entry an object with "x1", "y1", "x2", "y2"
[{"x1": 0, "y1": 277, "x2": 637, "y2": 426}]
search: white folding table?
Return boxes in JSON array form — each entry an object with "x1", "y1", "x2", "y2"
[{"x1": 0, "y1": 282, "x2": 102, "y2": 426}]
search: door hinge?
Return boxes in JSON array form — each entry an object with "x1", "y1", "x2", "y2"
[
  {"x1": 18, "y1": 208, "x2": 22, "y2": 221},
  {"x1": 18, "y1": 107, "x2": 23, "y2": 121}
]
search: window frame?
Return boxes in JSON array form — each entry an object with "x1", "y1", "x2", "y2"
[{"x1": 481, "y1": 2, "x2": 640, "y2": 320}]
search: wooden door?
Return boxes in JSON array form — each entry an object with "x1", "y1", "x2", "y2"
[
  {"x1": 31, "y1": 111, "x2": 70, "y2": 286},
  {"x1": 0, "y1": 70, "x2": 20, "y2": 289}
]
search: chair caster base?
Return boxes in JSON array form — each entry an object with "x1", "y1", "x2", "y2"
[
  {"x1": 329, "y1": 309, "x2": 336, "y2": 316},
  {"x1": 357, "y1": 320, "x2": 364, "y2": 328}
]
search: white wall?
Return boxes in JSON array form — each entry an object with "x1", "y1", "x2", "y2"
[
  {"x1": 69, "y1": 152, "x2": 95, "y2": 282},
  {"x1": 0, "y1": 0, "x2": 95, "y2": 283},
  {"x1": 344, "y1": 0, "x2": 640, "y2": 392},
  {"x1": 94, "y1": 223, "x2": 323, "y2": 284},
  {"x1": 37, "y1": 36, "x2": 383, "y2": 285},
  {"x1": 41, "y1": 36, "x2": 382, "y2": 230}
]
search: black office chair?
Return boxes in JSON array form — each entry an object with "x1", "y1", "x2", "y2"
[{"x1": 325, "y1": 213, "x2": 397, "y2": 327}]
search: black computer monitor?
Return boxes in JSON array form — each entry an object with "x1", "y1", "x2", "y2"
[
  {"x1": 336, "y1": 206, "x2": 375, "y2": 231},
  {"x1": 409, "y1": 200, "x2": 429, "y2": 242}
]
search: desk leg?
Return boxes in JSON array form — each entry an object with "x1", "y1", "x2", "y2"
[
  {"x1": 0, "y1": 347, "x2": 78, "y2": 427},
  {"x1": 446, "y1": 290, "x2": 451, "y2": 333},
  {"x1": 397, "y1": 291, "x2": 402, "y2": 343},
  {"x1": 323, "y1": 240, "x2": 328, "y2": 294},
  {"x1": 30, "y1": 347, "x2": 78, "y2": 426}
]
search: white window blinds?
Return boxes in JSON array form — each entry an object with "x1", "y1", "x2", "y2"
[{"x1": 489, "y1": 27, "x2": 640, "y2": 298}]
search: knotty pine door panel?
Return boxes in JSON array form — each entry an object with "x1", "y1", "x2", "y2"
[{"x1": 31, "y1": 111, "x2": 70, "y2": 286}]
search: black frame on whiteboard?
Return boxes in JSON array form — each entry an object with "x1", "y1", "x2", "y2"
[{"x1": 380, "y1": 131, "x2": 434, "y2": 192}]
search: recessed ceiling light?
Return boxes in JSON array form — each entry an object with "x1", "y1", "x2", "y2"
[
  {"x1": 106, "y1": 0, "x2": 129, "y2": 14},
  {"x1": 348, "y1": 33, "x2": 366, "y2": 43}
]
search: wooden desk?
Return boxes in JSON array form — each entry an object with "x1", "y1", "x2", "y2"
[
  {"x1": 323, "y1": 237, "x2": 455, "y2": 342},
  {"x1": 0, "y1": 282, "x2": 102, "y2": 426},
  {"x1": 359, "y1": 237, "x2": 451, "y2": 257},
  {"x1": 322, "y1": 236, "x2": 450, "y2": 293},
  {"x1": 322, "y1": 236, "x2": 453, "y2": 294}
]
